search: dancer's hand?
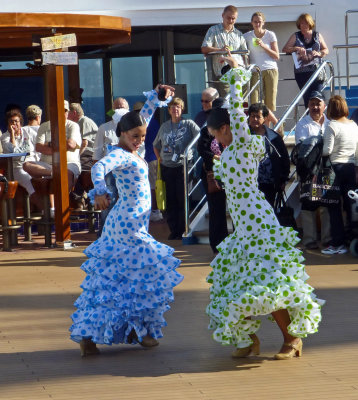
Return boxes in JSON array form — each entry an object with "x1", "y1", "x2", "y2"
[
  {"x1": 222, "y1": 52, "x2": 241, "y2": 69},
  {"x1": 94, "y1": 193, "x2": 110, "y2": 210},
  {"x1": 155, "y1": 84, "x2": 175, "y2": 100}
]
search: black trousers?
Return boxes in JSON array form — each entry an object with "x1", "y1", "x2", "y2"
[
  {"x1": 206, "y1": 190, "x2": 229, "y2": 253},
  {"x1": 161, "y1": 164, "x2": 185, "y2": 236},
  {"x1": 258, "y1": 182, "x2": 277, "y2": 208},
  {"x1": 295, "y1": 71, "x2": 324, "y2": 108},
  {"x1": 327, "y1": 163, "x2": 356, "y2": 247}
]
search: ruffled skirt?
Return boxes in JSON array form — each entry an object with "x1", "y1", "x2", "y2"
[
  {"x1": 206, "y1": 225, "x2": 324, "y2": 348},
  {"x1": 70, "y1": 231, "x2": 183, "y2": 345}
]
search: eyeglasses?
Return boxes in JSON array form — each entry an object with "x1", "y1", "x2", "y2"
[{"x1": 201, "y1": 99, "x2": 211, "y2": 103}]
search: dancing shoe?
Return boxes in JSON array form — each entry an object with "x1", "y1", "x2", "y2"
[
  {"x1": 80, "y1": 338, "x2": 100, "y2": 357},
  {"x1": 127, "y1": 329, "x2": 159, "y2": 347},
  {"x1": 274, "y1": 339, "x2": 302, "y2": 360},
  {"x1": 140, "y1": 335, "x2": 159, "y2": 348},
  {"x1": 232, "y1": 334, "x2": 260, "y2": 358}
]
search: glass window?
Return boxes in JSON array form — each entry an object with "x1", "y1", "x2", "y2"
[
  {"x1": 174, "y1": 54, "x2": 207, "y2": 121},
  {"x1": 0, "y1": 61, "x2": 29, "y2": 70},
  {"x1": 79, "y1": 58, "x2": 105, "y2": 126},
  {"x1": 112, "y1": 57, "x2": 153, "y2": 109}
]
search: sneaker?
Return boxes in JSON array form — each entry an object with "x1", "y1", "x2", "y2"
[
  {"x1": 321, "y1": 245, "x2": 347, "y2": 255},
  {"x1": 150, "y1": 209, "x2": 163, "y2": 222}
]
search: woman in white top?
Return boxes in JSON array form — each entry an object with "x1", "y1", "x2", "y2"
[
  {"x1": 322, "y1": 96, "x2": 358, "y2": 255},
  {"x1": 244, "y1": 12, "x2": 279, "y2": 115},
  {"x1": 0, "y1": 109, "x2": 42, "y2": 210}
]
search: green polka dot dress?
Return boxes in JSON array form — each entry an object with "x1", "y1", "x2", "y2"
[{"x1": 206, "y1": 68, "x2": 324, "y2": 348}]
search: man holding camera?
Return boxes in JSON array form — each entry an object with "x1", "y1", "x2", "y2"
[{"x1": 201, "y1": 5, "x2": 247, "y2": 96}]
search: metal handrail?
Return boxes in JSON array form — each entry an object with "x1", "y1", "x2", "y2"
[
  {"x1": 345, "y1": 10, "x2": 358, "y2": 89},
  {"x1": 274, "y1": 60, "x2": 334, "y2": 135},
  {"x1": 183, "y1": 132, "x2": 201, "y2": 236},
  {"x1": 333, "y1": 43, "x2": 358, "y2": 92}
]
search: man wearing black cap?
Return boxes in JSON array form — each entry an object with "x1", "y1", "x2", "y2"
[{"x1": 295, "y1": 90, "x2": 330, "y2": 250}]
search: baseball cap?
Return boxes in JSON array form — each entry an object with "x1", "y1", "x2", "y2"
[
  {"x1": 64, "y1": 100, "x2": 70, "y2": 111},
  {"x1": 309, "y1": 91, "x2": 325, "y2": 102}
]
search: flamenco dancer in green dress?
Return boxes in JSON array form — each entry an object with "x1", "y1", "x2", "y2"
[{"x1": 206, "y1": 55, "x2": 324, "y2": 360}]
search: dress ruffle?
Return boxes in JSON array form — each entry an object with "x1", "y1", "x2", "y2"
[
  {"x1": 70, "y1": 239, "x2": 182, "y2": 344},
  {"x1": 206, "y1": 217, "x2": 324, "y2": 348}
]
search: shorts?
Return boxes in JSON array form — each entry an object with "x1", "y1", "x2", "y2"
[{"x1": 32, "y1": 161, "x2": 81, "y2": 180}]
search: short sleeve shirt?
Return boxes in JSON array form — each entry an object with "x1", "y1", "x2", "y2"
[
  {"x1": 202, "y1": 23, "x2": 247, "y2": 76},
  {"x1": 36, "y1": 119, "x2": 81, "y2": 168},
  {"x1": 244, "y1": 30, "x2": 278, "y2": 71},
  {"x1": 153, "y1": 119, "x2": 200, "y2": 168}
]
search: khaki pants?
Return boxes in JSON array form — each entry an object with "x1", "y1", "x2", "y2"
[
  {"x1": 301, "y1": 208, "x2": 331, "y2": 246},
  {"x1": 250, "y1": 69, "x2": 278, "y2": 112}
]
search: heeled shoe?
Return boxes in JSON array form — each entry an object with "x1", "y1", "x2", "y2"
[
  {"x1": 274, "y1": 339, "x2": 302, "y2": 360},
  {"x1": 140, "y1": 335, "x2": 159, "y2": 348},
  {"x1": 80, "y1": 338, "x2": 100, "y2": 357},
  {"x1": 232, "y1": 334, "x2": 260, "y2": 358}
]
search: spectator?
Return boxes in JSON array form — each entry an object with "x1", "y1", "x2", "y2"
[
  {"x1": 244, "y1": 12, "x2": 279, "y2": 117},
  {"x1": 68, "y1": 103, "x2": 98, "y2": 209},
  {"x1": 93, "y1": 97, "x2": 129, "y2": 162},
  {"x1": 24, "y1": 105, "x2": 42, "y2": 133},
  {"x1": 68, "y1": 103, "x2": 98, "y2": 170},
  {"x1": 321, "y1": 96, "x2": 358, "y2": 255},
  {"x1": 194, "y1": 87, "x2": 219, "y2": 128},
  {"x1": 153, "y1": 97, "x2": 200, "y2": 240},
  {"x1": 201, "y1": 5, "x2": 247, "y2": 97},
  {"x1": 0, "y1": 109, "x2": 42, "y2": 210},
  {"x1": 282, "y1": 13, "x2": 329, "y2": 108},
  {"x1": 23, "y1": 100, "x2": 81, "y2": 194},
  {"x1": 248, "y1": 103, "x2": 290, "y2": 207},
  {"x1": 295, "y1": 91, "x2": 330, "y2": 249},
  {"x1": 197, "y1": 97, "x2": 229, "y2": 254}
]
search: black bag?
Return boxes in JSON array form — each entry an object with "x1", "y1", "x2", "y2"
[
  {"x1": 274, "y1": 190, "x2": 298, "y2": 231},
  {"x1": 291, "y1": 134, "x2": 323, "y2": 182},
  {"x1": 300, "y1": 158, "x2": 340, "y2": 206}
]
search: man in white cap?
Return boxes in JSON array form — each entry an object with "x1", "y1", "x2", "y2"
[
  {"x1": 23, "y1": 100, "x2": 82, "y2": 193},
  {"x1": 295, "y1": 90, "x2": 330, "y2": 250}
]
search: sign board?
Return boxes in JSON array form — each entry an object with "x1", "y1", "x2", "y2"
[
  {"x1": 40, "y1": 34, "x2": 77, "y2": 51},
  {"x1": 42, "y1": 52, "x2": 78, "y2": 66}
]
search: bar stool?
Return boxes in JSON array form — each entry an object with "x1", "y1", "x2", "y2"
[
  {"x1": 70, "y1": 171, "x2": 100, "y2": 233},
  {"x1": 0, "y1": 180, "x2": 21, "y2": 251},
  {"x1": 31, "y1": 177, "x2": 54, "y2": 247}
]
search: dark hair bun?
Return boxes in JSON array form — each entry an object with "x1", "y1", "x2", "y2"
[
  {"x1": 207, "y1": 107, "x2": 230, "y2": 130},
  {"x1": 116, "y1": 111, "x2": 146, "y2": 137}
]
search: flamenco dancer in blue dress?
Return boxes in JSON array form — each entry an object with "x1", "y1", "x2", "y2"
[{"x1": 70, "y1": 85, "x2": 184, "y2": 356}]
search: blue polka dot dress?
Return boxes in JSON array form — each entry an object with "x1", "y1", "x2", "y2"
[
  {"x1": 206, "y1": 68, "x2": 324, "y2": 348},
  {"x1": 70, "y1": 93, "x2": 183, "y2": 345}
]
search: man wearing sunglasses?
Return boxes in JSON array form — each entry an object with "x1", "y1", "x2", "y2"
[{"x1": 194, "y1": 87, "x2": 219, "y2": 128}]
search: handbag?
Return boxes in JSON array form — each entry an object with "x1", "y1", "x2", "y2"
[
  {"x1": 155, "y1": 162, "x2": 166, "y2": 211},
  {"x1": 301, "y1": 158, "x2": 340, "y2": 206},
  {"x1": 274, "y1": 190, "x2": 298, "y2": 230},
  {"x1": 206, "y1": 171, "x2": 223, "y2": 194}
]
